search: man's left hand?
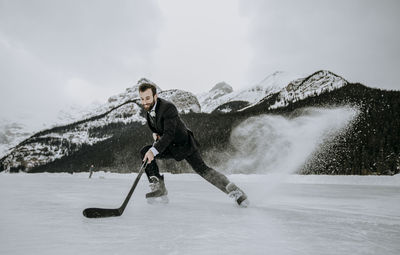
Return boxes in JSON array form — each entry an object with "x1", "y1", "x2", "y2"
[{"x1": 143, "y1": 150, "x2": 155, "y2": 163}]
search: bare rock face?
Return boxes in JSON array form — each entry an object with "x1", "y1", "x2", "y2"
[
  {"x1": 210, "y1": 82, "x2": 233, "y2": 95},
  {"x1": 159, "y1": 89, "x2": 201, "y2": 113}
]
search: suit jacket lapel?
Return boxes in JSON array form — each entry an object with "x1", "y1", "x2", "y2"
[
  {"x1": 147, "y1": 98, "x2": 161, "y2": 131},
  {"x1": 153, "y1": 98, "x2": 162, "y2": 129}
]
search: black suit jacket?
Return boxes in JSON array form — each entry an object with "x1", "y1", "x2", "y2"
[{"x1": 146, "y1": 98, "x2": 199, "y2": 161}]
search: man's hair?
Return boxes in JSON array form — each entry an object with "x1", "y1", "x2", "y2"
[{"x1": 139, "y1": 83, "x2": 157, "y2": 96}]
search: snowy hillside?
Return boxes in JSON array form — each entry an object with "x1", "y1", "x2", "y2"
[
  {"x1": 0, "y1": 117, "x2": 55, "y2": 158},
  {"x1": 1, "y1": 173, "x2": 399, "y2": 255},
  {"x1": 0, "y1": 121, "x2": 33, "y2": 158},
  {"x1": 0, "y1": 101, "x2": 145, "y2": 172}
]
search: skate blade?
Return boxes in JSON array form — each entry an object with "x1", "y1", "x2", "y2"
[
  {"x1": 238, "y1": 198, "x2": 250, "y2": 208},
  {"x1": 146, "y1": 195, "x2": 169, "y2": 205}
]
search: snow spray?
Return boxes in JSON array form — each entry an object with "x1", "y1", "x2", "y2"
[{"x1": 222, "y1": 107, "x2": 359, "y2": 174}]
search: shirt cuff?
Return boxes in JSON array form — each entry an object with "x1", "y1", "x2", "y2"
[{"x1": 150, "y1": 146, "x2": 159, "y2": 157}]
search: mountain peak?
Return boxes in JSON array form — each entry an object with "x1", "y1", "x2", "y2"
[
  {"x1": 268, "y1": 70, "x2": 349, "y2": 109},
  {"x1": 108, "y1": 78, "x2": 162, "y2": 104},
  {"x1": 159, "y1": 89, "x2": 201, "y2": 113},
  {"x1": 287, "y1": 70, "x2": 348, "y2": 90},
  {"x1": 209, "y1": 82, "x2": 233, "y2": 93},
  {"x1": 271, "y1": 70, "x2": 285, "y2": 76},
  {"x1": 306, "y1": 70, "x2": 347, "y2": 83},
  {"x1": 198, "y1": 71, "x2": 299, "y2": 113},
  {"x1": 137, "y1": 77, "x2": 158, "y2": 87},
  {"x1": 255, "y1": 71, "x2": 299, "y2": 91}
]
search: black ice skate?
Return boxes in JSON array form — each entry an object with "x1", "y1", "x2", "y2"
[
  {"x1": 226, "y1": 182, "x2": 249, "y2": 208},
  {"x1": 146, "y1": 176, "x2": 169, "y2": 204}
]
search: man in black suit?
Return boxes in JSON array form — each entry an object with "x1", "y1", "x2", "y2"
[{"x1": 139, "y1": 82, "x2": 249, "y2": 207}]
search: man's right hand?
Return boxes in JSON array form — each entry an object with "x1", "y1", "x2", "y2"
[{"x1": 143, "y1": 149, "x2": 155, "y2": 163}]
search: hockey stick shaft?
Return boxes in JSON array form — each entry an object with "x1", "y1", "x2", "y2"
[{"x1": 118, "y1": 160, "x2": 148, "y2": 214}]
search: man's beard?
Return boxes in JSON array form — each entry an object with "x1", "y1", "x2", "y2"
[{"x1": 143, "y1": 98, "x2": 156, "y2": 112}]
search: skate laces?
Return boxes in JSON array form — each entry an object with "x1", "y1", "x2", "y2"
[
  {"x1": 226, "y1": 183, "x2": 244, "y2": 200},
  {"x1": 226, "y1": 182, "x2": 249, "y2": 207},
  {"x1": 228, "y1": 189, "x2": 244, "y2": 200},
  {"x1": 149, "y1": 176, "x2": 160, "y2": 191}
]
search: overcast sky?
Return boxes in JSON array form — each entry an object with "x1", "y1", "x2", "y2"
[{"x1": 1, "y1": 0, "x2": 399, "y2": 126}]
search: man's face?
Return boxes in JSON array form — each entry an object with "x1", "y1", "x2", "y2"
[{"x1": 139, "y1": 88, "x2": 157, "y2": 112}]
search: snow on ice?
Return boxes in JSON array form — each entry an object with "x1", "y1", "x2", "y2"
[{"x1": 217, "y1": 107, "x2": 359, "y2": 174}]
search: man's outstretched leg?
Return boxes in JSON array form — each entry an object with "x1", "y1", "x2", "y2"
[{"x1": 185, "y1": 150, "x2": 249, "y2": 207}]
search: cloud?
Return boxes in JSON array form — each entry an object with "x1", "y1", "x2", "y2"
[
  {"x1": 240, "y1": 0, "x2": 400, "y2": 90},
  {"x1": 64, "y1": 78, "x2": 116, "y2": 106},
  {"x1": 1, "y1": 0, "x2": 398, "y2": 129},
  {"x1": 151, "y1": 0, "x2": 252, "y2": 93},
  {"x1": 0, "y1": 0, "x2": 163, "y2": 122}
]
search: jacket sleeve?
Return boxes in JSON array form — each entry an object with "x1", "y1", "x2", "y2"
[{"x1": 153, "y1": 104, "x2": 178, "y2": 154}]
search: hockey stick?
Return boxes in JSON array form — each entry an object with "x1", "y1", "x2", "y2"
[{"x1": 83, "y1": 160, "x2": 148, "y2": 218}]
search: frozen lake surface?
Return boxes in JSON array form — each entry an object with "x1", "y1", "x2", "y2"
[{"x1": 1, "y1": 173, "x2": 399, "y2": 255}]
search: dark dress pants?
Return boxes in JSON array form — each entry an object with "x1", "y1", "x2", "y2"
[{"x1": 140, "y1": 145, "x2": 229, "y2": 194}]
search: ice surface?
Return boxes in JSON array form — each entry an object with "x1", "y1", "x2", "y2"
[{"x1": 1, "y1": 173, "x2": 399, "y2": 255}]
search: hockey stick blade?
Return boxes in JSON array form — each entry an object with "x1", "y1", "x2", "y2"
[
  {"x1": 82, "y1": 160, "x2": 148, "y2": 219},
  {"x1": 83, "y1": 208, "x2": 121, "y2": 218}
]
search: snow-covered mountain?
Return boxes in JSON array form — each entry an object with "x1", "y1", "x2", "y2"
[
  {"x1": 196, "y1": 82, "x2": 233, "y2": 111},
  {"x1": 158, "y1": 89, "x2": 201, "y2": 113},
  {"x1": 0, "y1": 71, "x2": 348, "y2": 172},
  {"x1": 1, "y1": 70, "x2": 343, "y2": 160},
  {"x1": 53, "y1": 78, "x2": 200, "y2": 127},
  {"x1": 197, "y1": 71, "x2": 301, "y2": 113},
  {"x1": 62, "y1": 78, "x2": 200, "y2": 121},
  {"x1": 1, "y1": 70, "x2": 385, "y2": 174},
  {"x1": 196, "y1": 70, "x2": 348, "y2": 113}
]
